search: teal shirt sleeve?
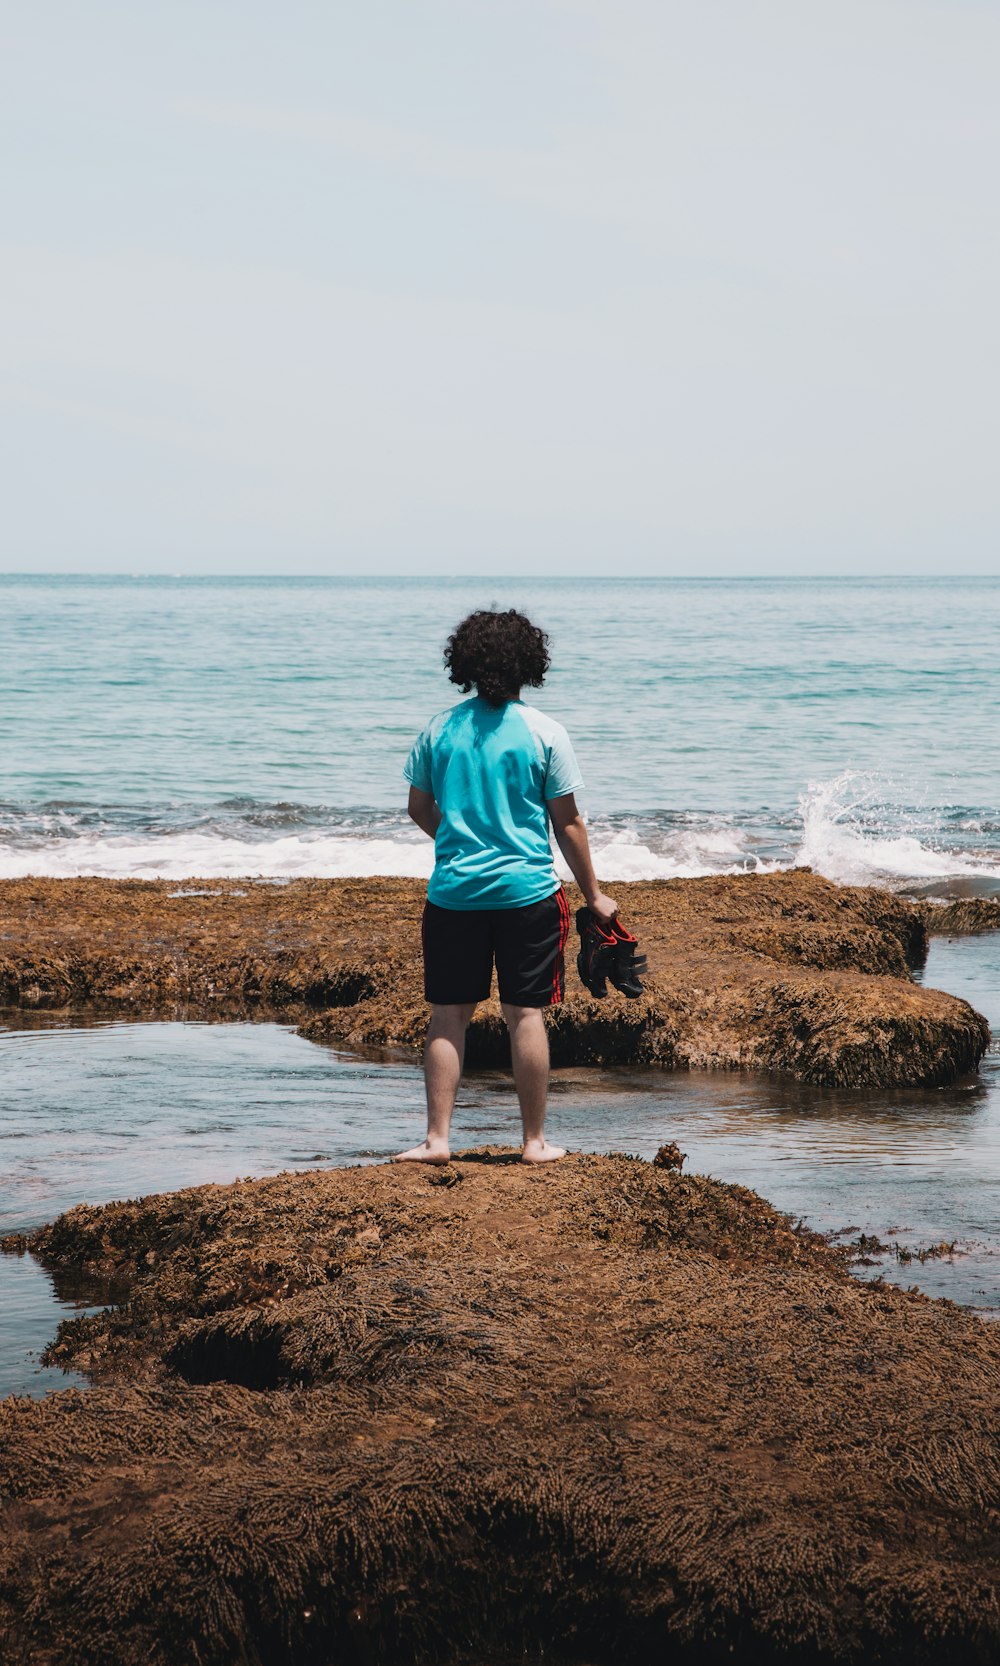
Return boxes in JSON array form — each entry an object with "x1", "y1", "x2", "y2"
[
  {"x1": 542, "y1": 725, "x2": 584, "y2": 800},
  {"x1": 403, "y1": 727, "x2": 433, "y2": 792}
]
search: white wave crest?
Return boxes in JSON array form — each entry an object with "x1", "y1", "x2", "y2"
[
  {"x1": 795, "y1": 772, "x2": 1000, "y2": 889},
  {"x1": 2, "y1": 781, "x2": 996, "y2": 892},
  {"x1": 0, "y1": 830, "x2": 436, "y2": 882},
  {"x1": 582, "y1": 825, "x2": 769, "y2": 882},
  {"x1": 0, "y1": 821, "x2": 764, "y2": 883}
]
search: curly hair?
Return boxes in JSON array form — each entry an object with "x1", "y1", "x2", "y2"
[{"x1": 444, "y1": 608, "x2": 551, "y2": 707}]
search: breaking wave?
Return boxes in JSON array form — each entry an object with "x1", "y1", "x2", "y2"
[
  {"x1": 0, "y1": 779, "x2": 997, "y2": 894},
  {"x1": 795, "y1": 773, "x2": 1000, "y2": 896},
  {"x1": 0, "y1": 822, "x2": 765, "y2": 884},
  {"x1": 0, "y1": 828, "x2": 435, "y2": 883}
]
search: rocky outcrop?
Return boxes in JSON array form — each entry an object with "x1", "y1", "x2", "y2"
[
  {"x1": 915, "y1": 896, "x2": 1000, "y2": 935},
  {"x1": 0, "y1": 871, "x2": 989, "y2": 1086},
  {"x1": 3, "y1": 1155, "x2": 1000, "y2": 1664}
]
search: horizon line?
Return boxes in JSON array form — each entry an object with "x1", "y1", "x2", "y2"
[{"x1": 1, "y1": 571, "x2": 996, "y2": 583}]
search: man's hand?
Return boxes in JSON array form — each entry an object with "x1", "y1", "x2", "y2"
[{"x1": 588, "y1": 891, "x2": 618, "y2": 929}]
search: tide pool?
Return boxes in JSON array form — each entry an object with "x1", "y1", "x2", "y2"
[{"x1": 3, "y1": 933, "x2": 997, "y2": 1399}]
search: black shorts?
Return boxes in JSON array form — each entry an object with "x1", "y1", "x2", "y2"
[{"x1": 422, "y1": 888, "x2": 571, "y2": 1008}]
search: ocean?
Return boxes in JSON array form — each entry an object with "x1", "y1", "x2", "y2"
[
  {"x1": 1, "y1": 574, "x2": 999, "y2": 1396},
  {"x1": 2, "y1": 573, "x2": 999, "y2": 892}
]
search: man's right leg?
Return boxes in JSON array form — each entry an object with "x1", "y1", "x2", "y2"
[
  {"x1": 394, "y1": 901, "x2": 491, "y2": 1165},
  {"x1": 394, "y1": 1002, "x2": 477, "y2": 1163}
]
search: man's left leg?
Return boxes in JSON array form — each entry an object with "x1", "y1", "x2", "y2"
[{"x1": 495, "y1": 888, "x2": 570, "y2": 1163}]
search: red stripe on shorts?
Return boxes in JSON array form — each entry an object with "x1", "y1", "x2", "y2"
[{"x1": 551, "y1": 886, "x2": 570, "y2": 1002}]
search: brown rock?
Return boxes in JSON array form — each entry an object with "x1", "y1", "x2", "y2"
[
  {"x1": 3, "y1": 1156, "x2": 1000, "y2": 1663},
  {"x1": 0, "y1": 871, "x2": 989, "y2": 1086},
  {"x1": 916, "y1": 896, "x2": 1000, "y2": 935}
]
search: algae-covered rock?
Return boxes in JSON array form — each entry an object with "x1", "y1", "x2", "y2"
[
  {"x1": 3, "y1": 1156, "x2": 1000, "y2": 1664},
  {"x1": 916, "y1": 896, "x2": 1000, "y2": 935},
  {"x1": 0, "y1": 871, "x2": 991, "y2": 1086}
]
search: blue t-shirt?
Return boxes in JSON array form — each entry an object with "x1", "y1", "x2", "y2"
[{"x1": 404, "y1": 697, "x2": 584, "y2": 910}]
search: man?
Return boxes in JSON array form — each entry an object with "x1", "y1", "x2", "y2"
[{"x1": 395, "y1": 606, "x2": 617, "y2": 1165}]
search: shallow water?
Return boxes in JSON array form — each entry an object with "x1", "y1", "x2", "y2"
[{"x1": 1, "y1": 935, "x2": 997, "y2": 1399}]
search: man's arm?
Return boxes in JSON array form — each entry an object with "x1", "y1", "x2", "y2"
[
  {"x1": 408, "y1": 785, "x2": 441, "y2": 839},
  {"x1": 547, "y1": 794, "x2": 617, "y2": 926}
]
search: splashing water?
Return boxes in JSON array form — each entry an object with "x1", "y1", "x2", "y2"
[
  {"x1": 795, "y1": 773, "x2": 1000, "y2": 896},
  {"x1": 0, "y1": 785, "x2": 997, "y2": 891}
]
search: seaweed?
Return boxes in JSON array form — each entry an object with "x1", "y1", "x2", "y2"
[
  {"x1": 3, "y1": 1155, "x2": 1000, "y2": 1664},
  {"x1": 0, "y1": 871, "x2": 989, "y2": 1087}
]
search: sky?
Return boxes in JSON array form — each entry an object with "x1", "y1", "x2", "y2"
[{"x1": 2, "y1": 0, "x2": 999, "y2": 576}]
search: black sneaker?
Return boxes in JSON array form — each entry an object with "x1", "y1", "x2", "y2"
[
  {"x1": 576, "y1": 906, "x2": 618, "y2": 997},
  {"x1": 576, "y1": 908, "x2": 647, "y2": 999},
  {"x1": 607, "y1": 916, "x2": 647, "y2": 998}
]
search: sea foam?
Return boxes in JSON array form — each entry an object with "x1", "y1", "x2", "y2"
[
  {"x1": 0, "y1": 776, "x2": 997, "y2": 893},
  {"x1": 0, "y1": 830, "x2": 435, "y2": 883}
]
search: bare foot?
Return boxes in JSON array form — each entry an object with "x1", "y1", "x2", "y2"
[
  {"x1": 392, "y1": 1140, "x2": 451, "y2": 1165},
  {"x1": 521, "y1": 1139, "x2": 566, "y2": 1164}
]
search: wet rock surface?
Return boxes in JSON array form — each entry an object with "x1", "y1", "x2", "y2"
[
  {"x1": 3, "y1": 1155, "x2": 1000, "y2": 1664},
  {"x1": 0, "y1": 871, "x2": 991, "y2": 1085}
]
